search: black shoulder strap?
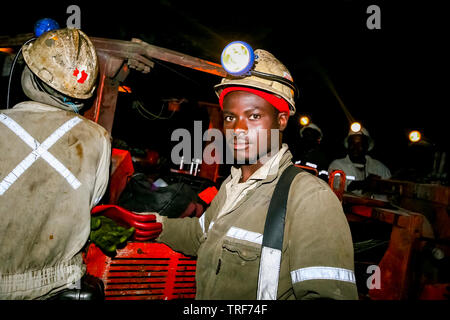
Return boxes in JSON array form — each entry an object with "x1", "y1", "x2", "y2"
[
  {"x1": 257, "y1": 165, "x2": 303, "y2": 300},
  {"x1": 262, "y1": 165, "x2": 302, "y2": 250}
]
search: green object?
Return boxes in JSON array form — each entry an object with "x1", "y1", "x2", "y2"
[{"x1": 90, "y1": 215, "x2": 135, "y2": 255}]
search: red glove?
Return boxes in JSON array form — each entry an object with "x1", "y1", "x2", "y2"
[{"x1": 91, "y1": 205, "x2": 162, "y2": 241}]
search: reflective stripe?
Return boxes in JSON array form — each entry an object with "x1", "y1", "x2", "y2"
[
  {"x1": 0, "y1": 115, "x2": 82, "y2": 195},
  {"x1": 334, "y1": 173, "x2": 356, "y2": 180},
  {"x1": 319, "y1": 170, "x2": 329, "y2": 176},
  {"x1": 305, "y1": 162, "x2": 317, "y2": 169},
  {"x1": 294, "y1": 160, "x2": 301, "y2": 164},
  {"x1": 290, "y1": 266, "x2": 356, "y2": 284},
  {"x1": 257, "y1": 246, "x2": 281, "y2": 300},
  {"x1": 199, "y1": 214, "x2": 205, "y2": 233},
  {"x1": 226, "y1": 226, "x2": 263, "y2": 245}
]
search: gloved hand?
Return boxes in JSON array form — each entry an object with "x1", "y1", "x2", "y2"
[
  {"x1": 92, "y1": 205, "x2": 162, "y2": 242},
  {"x1": 90, "y1": 215, "x2": 135, "y2": 255}
]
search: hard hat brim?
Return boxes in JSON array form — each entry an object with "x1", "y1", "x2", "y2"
[{"x1": 214, "y1": 81, "x2": 296, "y2": 116}]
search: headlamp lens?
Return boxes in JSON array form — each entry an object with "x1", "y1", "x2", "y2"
[
  {"x1": 409, "y1": 130, "x2": 421, "y2": 143},
  {"x1": 221, "y1": 41, "x2": 254, "y2": 76},
  {"x1": 34, "y1": 18, "x2": 60, "y2": 38},
  {"x1": 351, "y1": 122, "x2": 362, "y2": 133},
  {"x1": 300, "y1": 116, "x2": 310, "y2": 126}
]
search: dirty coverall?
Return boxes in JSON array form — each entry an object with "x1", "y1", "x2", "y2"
[{"x1": 0, "y1": 101, "x2": 111, "y2": 299}]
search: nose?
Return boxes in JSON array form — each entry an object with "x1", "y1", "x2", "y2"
[{"x1": 233, "y1": 116, "x2": 248, "y2": 134}]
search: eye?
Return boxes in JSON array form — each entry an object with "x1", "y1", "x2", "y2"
[
  {"x1": 249, "y1": 114, "x2": 261, "y2": 120},
  {"x1": 224, "y1": 115, "x2": 234, "y2": 122}
]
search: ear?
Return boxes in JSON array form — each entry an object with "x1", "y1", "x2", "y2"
[{"x1": 278, "y1": 112, "x2": 289, "y2": 132}]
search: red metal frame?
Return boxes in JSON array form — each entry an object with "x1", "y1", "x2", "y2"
[
  {"x1": 84, "y1": 242, "x2": 196, "y2": 300},
  {"x1": 328, "y1": 169, "x2": 346, "y2": 201},
  {"x1": 109, "y1": 148, "x2": 134, "y2": 204}
]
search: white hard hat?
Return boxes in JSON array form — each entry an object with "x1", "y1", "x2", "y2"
[
  {"x1": 344, "y1": 127, "x2": 374, "y2": 151},
  {"x1": 300, "y1": 123, "x2": 323, "y2": 141}
]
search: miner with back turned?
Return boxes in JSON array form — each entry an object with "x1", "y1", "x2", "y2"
[{"x1": 0, "y1": 28, "x2": 111, "y2": 299}]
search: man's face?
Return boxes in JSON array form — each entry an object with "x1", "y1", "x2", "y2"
[
  {"x1": 222, "y1": 90, "x2": 288, "y2": 164},
  {"x1": 301, "y1": 128, "x2": 321, "y2": 149},
  {"x1": 348, "y1": 134, "x2": 368, "y2": 163}
]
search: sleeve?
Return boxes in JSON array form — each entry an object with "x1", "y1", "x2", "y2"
[
  {"x1": 379, "y1": 162, "x2": 391, "y2": 179},
  {"x1": 287, "y1": 176, "x2": 359, "y2": 300},
  {"x1": 90, "y1": 129, "x2": 112, "y2": 209},
  {"x1": 155, "y1": 178, "x2": 226, "y2": 257},
  {"x1": 155, "y1": 215, "x2": 204, "y2": 257}
]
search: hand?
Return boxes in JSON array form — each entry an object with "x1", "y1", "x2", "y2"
[
  {"x1": 91, "y1": 205, "x2": 162, "y2": 242},
  {"x1": 347, "y1": 180, "x2": 368, "y2": 192},
  {"x1": 90, "y1": 215, "x2": 135, "y2": 255}
]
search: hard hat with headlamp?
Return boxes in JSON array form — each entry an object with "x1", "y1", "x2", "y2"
[
  {"x1": 215, "y1": 41, "x2": 298, "y2": 116},
  {"x1": 344, "y1": 125, "x2": 374, "y2": 151},
  {"x1": 21, "y1": 27, "x2": 98, "y2": 101},
  {"x1": 300, "y1": 123, "x2": 323, "y2": 142}
]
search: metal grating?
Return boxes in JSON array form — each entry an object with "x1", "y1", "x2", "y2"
[{"x1": 85, "y1": 242, "x2": 196, "y2": 300}]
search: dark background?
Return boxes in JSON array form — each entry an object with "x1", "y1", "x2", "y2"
[{"x1": 1, "y1": 0, "x2": 447, "y2": 180}]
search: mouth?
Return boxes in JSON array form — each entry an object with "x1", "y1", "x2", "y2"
[
  {"x1": 233, "y1": 142, "x2": 250, "y2": 150},
  {"x1": 231, "y1": 138, "x2": 251, "y2": 150}
]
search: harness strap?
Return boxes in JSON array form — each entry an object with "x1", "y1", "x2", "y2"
[{"x1": 257, "y1": 165, "x2": 302, "y2": 300}]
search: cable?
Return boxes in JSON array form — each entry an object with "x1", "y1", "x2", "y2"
[
  {"x1": 133, "y1": 100, "x2": 175, "y2": 120},
  {"x1": 6, "y1": 38, "x2": 36, "y2": 109}
]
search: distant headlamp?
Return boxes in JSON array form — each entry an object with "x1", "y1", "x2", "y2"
[
  {"x1": 409, "y1": 130, "x2": 421, "y2": 143},
  {"x1": 220, "y1": 41, "x2": 299, "y2": 100},
  {"x1": 350, "y1": 122, "x2": 362, "y2": 133},
  {"x1": 300, "y1": 116, "x2": 310, "y2": 126}
]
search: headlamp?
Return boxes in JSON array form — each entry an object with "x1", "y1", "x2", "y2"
[
  {"x1": 300, "y1": 116, "x2": 310, "y2": 126},
  {"x1": 7, "y1": 18, "x2": 58, "y2": 108},
  {"x1": 221, "y1": 41, "x2": 254, "y2": 76},
  {"x1": 350, "y1": 122, "x2": 362, "y2": 133},
  {"x1": 220, "y1": 41, "x2": 299, "y2": 100},
  {"x1": 408, "y1": 130, "x2": 421, "y2": 143},
  {"x1": 34, "y1": 18, "x2": 60, "y2": 38}
]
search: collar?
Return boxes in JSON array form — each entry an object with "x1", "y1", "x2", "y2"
[
  {"x1": 230, "y1": 143, "x2": 291, "y2": 183},
  {"x1": 12, "y1": 101, "x2": 66, "y2": 112}
]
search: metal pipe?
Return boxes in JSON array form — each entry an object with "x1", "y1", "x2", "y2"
[{"x1": 91, "y1": 37, "x2": 226, "y2": 78}]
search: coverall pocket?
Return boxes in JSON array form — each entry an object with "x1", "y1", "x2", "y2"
[
  {"x1": 221, "y1": 239, "x2": 260, "y2": 262},
  {"x1": 215, "y1": 239, "x2": 261, "y2": 298}
]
